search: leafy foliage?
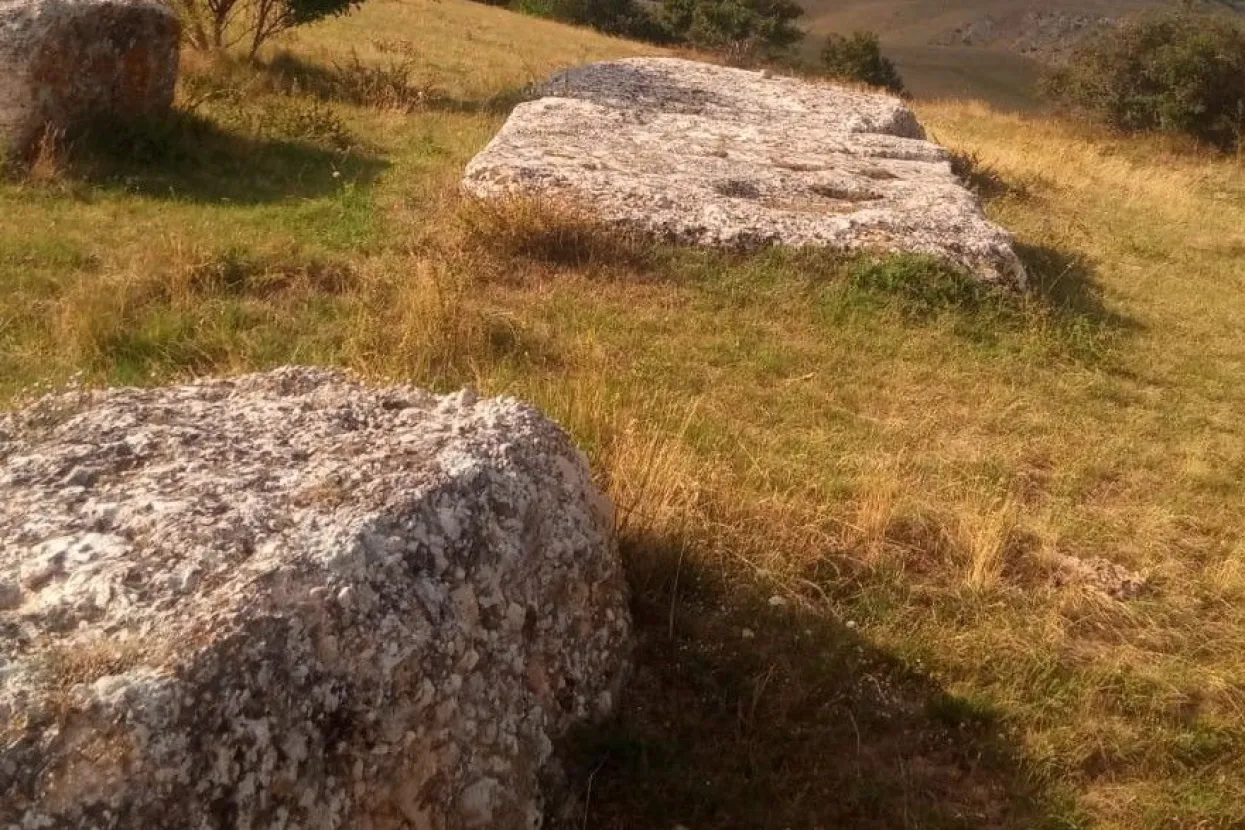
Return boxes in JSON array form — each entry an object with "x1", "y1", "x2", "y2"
[
  {"x1": 474, "y1": 0, "x2": 805, "y2": 56},
  {"x1": 172, "y1": 0, "x2": 367, "y2": 57},
  {"x1": 820, "y1": 31, "x2": 906, "y2": 95},
  {"x1": 514, "y1": 0, "x2": 667, "y2": 40},
  {"x1": 659, "y1": 0, "x2": 805, "y2": 61},
  {"x1": 1041, "y1": 7, "x2": 1245, "y2": 150}
]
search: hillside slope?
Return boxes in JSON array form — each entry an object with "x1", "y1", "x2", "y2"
[
  {"x1": 3, "y1": 2, "x2": 1245, "y2": 827},
  {"x1": 798, "y1": 0, "x2": 1168, "y2": 107}
]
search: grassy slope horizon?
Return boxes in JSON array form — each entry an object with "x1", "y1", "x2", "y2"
[
  {"x1": 796, "y1": 0, "x2": 1178, "y2": 108},
  {"x1": 4, "y1": 1, "x2": 1245, "y2": 827}
]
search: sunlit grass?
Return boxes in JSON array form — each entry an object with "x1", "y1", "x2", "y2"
[{"x1": 3, "y1": 2, "x2": 1245, "y2": 827}]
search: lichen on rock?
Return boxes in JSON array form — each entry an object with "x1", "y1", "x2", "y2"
[
  {"x1": 0, "y1": 367, "x2": 632, "y2": 829},
  {"x1": 0, "y1": 0, "x2": 180, "y2": 152}
]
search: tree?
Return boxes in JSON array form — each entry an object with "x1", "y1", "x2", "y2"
[
  {"x1": 172, "y1": 0, "x2": 366, "y2": 57},
  {"x1": 660, "y1": 0, "x2": 805, "y2": 61},
  {"x1": 1041, "y1": 6, "x2": 1245, "y2": 150},
  {"x1": 514, "y1": 0, "x2": 667, "y2": 40},
  {"x1": 820, "y1": 31, "x2": 905, "y2": 95}
]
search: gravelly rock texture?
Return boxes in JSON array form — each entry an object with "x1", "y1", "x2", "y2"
[
  {"x1": 0, "y1": 367, "x2": 631, "y2": 829},
  {"x1": 1052, "y1": 554, "x2": 1147, "y2": 600},
  {"x1": 463, "y1": 57, "x2": 1026, "y2": 288},
  {"x1": 0, "y1": 0, "x2": 180, "y2": 152}
]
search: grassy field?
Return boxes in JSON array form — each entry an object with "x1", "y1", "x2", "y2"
[{"x1": 4, "y1": 1, "x2": 1245, "y2": 827}]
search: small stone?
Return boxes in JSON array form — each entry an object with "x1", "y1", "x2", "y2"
[
  {"x1": 767, "y1": 595, "x2": 787, "y2": 607},
  {"x1": 1052, "y1": 553, "x2": 1146, "y2": 600},
  {"x1": 741, "y1": 628, "x2": 755, "y2": 639}
]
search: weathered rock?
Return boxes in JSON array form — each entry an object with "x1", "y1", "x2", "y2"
[
  {"x1": 1052, "y1": 553, "x2": 1147, "y2": 600},
  {"x1": 463, "y1": 57, "x2": 1026, "y2": 288},
  {"x1": 0, "y1": 0, "x2": 180, "y2": 153},
  {"x1": 0, "y1": 367, "x2": 631, "y2": 829}
]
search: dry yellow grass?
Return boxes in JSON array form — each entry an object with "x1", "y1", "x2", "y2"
[
  {"x1": 3, "y1": 3, "x2": 1245, "y2": 827},
  {"x1": 287, "y1": 0, "x2": 655, "y2": 100}
]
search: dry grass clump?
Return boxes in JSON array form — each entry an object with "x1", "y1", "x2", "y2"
[
  {"x1": 260, "y1": 50, "x2": 438, "y2": 112},
  {"x1": 456, "y1": 196, "x2": 660, "y2": 274},
  {"x1": 34, "y1": 639, "x2": 147, "y2": 690}
]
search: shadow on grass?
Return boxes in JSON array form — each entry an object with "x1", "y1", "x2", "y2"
[
  {"x1": 1016, "y1": 242, "x2": 1136, "y2": 332},
  {"x1": 829, "y1": 241, "x2": 1140, "y2": 365},
  {"x1": 259, "y1": 51, "x2": 531, "y2": 116},
  {"x1": 561, "y1": 530, "x2": 1081, "y2": 830},
  {"x1": 949, "y1": 150, "x2": 1032, "y2": 203},
  {"x1": 55, "y1": 110, "x2": 388, "y2": 205}
]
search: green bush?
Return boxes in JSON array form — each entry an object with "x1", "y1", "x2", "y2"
[
  {"x1": 514, "y1": 0, "x2": 666, "y2": 39},
  {"x1": 475, "y1": 0, "x2": 802, "y2": 53},
  {"x1": 820, "y1": 31, "x2": 905, "y2": 95},
  {"x1": 1041, "y1": 7, "x2": 1245, "y2": 150},
  {"x1": 659, "y1": 0, "x2": 804, "y2": 61}
]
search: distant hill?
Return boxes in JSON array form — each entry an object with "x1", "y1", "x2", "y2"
[{"x1": 796, "y1": 0, "x2": 1178, "y2": 108}]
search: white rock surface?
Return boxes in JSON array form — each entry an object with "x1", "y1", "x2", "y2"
[
  {"x1": 464, "y1": 57, "x2": 1026, "y2": 287},
  {"x1": 0, "y1": 0, "x2": 180, "y2": 152},
  {"x1": 0, "y1": 367, "x2": 631, "y2": 829}
]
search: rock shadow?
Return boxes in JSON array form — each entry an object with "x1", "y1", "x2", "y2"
[
  {"x1": 1016, "y1": 241, "x2": 1139, "y2": 333},
  {"x1": 949, "y1": 150, "x2": 1030, "y2": 203},
  {"x1": 49, "y1": 110, "x2": 388, "y2": 205},
  {"x1": 559, "y1": 530, "x2": 1080, "y2": 829}
]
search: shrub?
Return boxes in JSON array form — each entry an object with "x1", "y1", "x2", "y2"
[
  {"x1": 171, "y1": 0, "x2": 367, "y2": 58},
  {"x1": 261, "y1": 51, "x2": 433, "y2": 112},
  {"x1": 820, "y1": 31, "x2": 906, "y2": 95},
  {"x1": 659, "y1": 0, "x2": 805, "y2": 61},
  {"x1": 1041, "y1": 7, "x2": 1245, "y2": 150},
  {"x1": 515, "y1": 0, "x2": 665, "y2": 39}
]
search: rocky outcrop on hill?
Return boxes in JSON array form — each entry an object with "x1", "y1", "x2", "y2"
[
  {"x1": 0, "y1": 367, "x2": 631, "y2": 829},
  {"x1": 931, "y1": 10, "x2": 1111, "y2": 59},
  {"x1": 0, "y1": 0, "x2": 180, "y2": 152},
  {"x1": 463, "y1": 57, "x2": 1026, "y2": 288}
]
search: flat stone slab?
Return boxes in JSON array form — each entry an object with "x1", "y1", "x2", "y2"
[{"x1": 463, "y1": 57, "x2": 1026, "y2": 288}]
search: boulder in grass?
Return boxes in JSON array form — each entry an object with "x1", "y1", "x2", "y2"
[
  {"x1": 0, "y1": 367, "x2": 631, "y2": 830},
  {"x1": 0, "y1": 0, "x2": 180, "y2": 153}
]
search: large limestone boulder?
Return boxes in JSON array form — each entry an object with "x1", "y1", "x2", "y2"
[
  {"x1": 463, "y1": 57, "x2": 1027, "y2": 288},
  {"x1": 0, "y1": 368, "x2": 631, "y2": 829},
  {"x1": 0, "y1": 0, "x2": 180, "y2": 152}
]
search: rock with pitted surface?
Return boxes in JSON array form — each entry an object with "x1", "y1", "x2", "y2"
[
  {"x1": 0, "y1": 367, "x2": 631, "y2": 829},
  {"x1": 463, "y1": 57, "x2": 1026, "y2": 288},
  {"x1": 932, "y1": 11, "x2": 1111, "y2": 59},
  {"x1": 0, "y1": 0, "x2": 180, "y2": 153}
]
